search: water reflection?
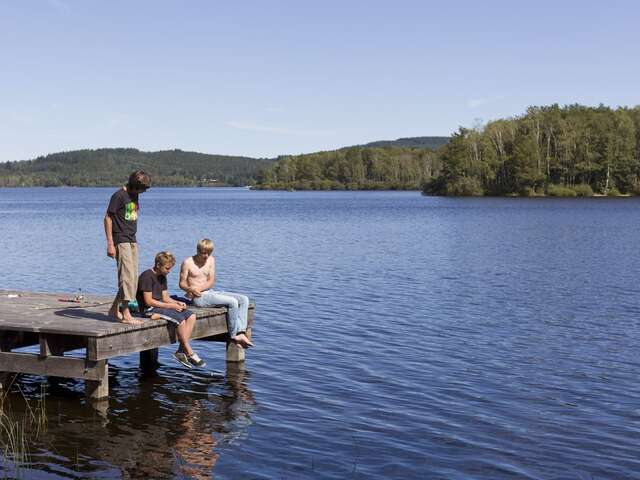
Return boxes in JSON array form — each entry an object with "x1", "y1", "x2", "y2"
[{"x1": 3, "y1": 361, "x2": 256, "y2": 478}]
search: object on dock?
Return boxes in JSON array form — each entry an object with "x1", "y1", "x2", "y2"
[
  {"x1": 0, "y1": 290, "x2": 255, "y2": 403},
  {"x1": 57, "y1": 298, "x2": 81, "y2": 303}
]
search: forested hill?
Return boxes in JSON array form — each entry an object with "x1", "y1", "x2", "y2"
[
  {"x1": 254, "y1": 146, "x2": 440, "y2": 190},
  {"x1": 360, "y1": 136, "x2": 449, "y2": 149},
  {"x1": 423, "y1": 104, "x2": 640, "y2": 196},
  {"x1": 254, "y1": 104, "x2": 640, "y2": 193},
  {"x1": 0, "y1": 148, "x2": 274, "y2": 187}
]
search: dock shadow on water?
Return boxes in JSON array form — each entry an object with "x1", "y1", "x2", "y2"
[{"x1": 0, "y1": 361, "x2": 256, "y2": 479}]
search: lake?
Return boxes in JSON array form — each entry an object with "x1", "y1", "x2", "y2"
[{"x1": 1, "y1": 188, "x2": 640, "y2": 479}]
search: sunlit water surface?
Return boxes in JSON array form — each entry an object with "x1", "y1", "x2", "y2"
[{"x1": 1, "y1": 188, "x2": 640, "y2": 479}]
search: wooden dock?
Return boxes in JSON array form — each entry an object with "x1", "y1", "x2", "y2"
[{"x1": 0, "y1": 290, "x2": 254, "y2": 402}]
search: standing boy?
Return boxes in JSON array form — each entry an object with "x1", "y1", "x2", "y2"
[
  {"x1": 104, "y1": 170, "x2": 151, "y2": 325},
  {"x1": 137, "y1": 251, "x2": 205, "y2": 368}
]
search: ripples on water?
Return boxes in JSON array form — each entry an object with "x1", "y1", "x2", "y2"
[{"x1": 1, "y1": 189, "x2": 640, "y2": 479}]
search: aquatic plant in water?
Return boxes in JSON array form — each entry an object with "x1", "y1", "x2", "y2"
[{"x1": 0, "y1": 379, "x2": 48, "y2": 477}]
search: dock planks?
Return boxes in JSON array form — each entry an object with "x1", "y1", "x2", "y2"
[{"x1": 0, "y1": 290, "x2": 255, "y2": 402}]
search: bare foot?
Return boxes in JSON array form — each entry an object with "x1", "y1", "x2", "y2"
[
  {"x1": 108, "y1": 308, "x2": 124, "y2": 321},
  {"x1": 120, "y1": 315, "x2": 144, "y2": 325},
  {"x1": 233, "y1": 333, "x2": 254, "y2": 348}
]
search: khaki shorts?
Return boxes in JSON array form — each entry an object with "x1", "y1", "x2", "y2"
[{"x1": 115, "y1": 242, "x2": 139, "y2": 302}]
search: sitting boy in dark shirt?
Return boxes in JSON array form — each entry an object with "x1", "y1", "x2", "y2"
[{"x1": 136, "y1": 251, "x2": 205, "y2": 368}]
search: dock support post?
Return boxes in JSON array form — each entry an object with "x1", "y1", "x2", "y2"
[
  {"x1": 225, "y1": 326, "x2": 252, "y2": 362},
  {"x1": 0, "y1": 340, "x2": 15, "y2": 390},
  {"x1": 84, "y1": 360, "x2": 109, "y2": 401},
  {"x1": 226, "y1": 340, "x2": 246, "y2": 362},
  {"x1": 140, "y1": 348, "x2": 160, "y2": 373}
]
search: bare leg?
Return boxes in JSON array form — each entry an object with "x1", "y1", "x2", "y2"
[
  {"x1": 108, "y1": 292, "x2": 124, "y2": 320},
  {"x1": 176, "y1": 314, "x2": 196, "y2": 356}
]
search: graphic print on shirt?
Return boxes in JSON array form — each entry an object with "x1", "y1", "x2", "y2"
[{"x1": 124, "y1": 201, "x2": 138, "y2": 221}]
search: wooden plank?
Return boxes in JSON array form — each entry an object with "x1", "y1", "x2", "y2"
[
  {"x1": 84, "y1": 361, "x2": 108, "y2": 401},
  {"x1": 0, "y1": 290, "x2": 251, "y2": 338},
  {"x1": 192, "y1": 313, "x2": 232, "y2": 339},
  {"x1": 0, "y1": 352, "x2": 105, "y2": 380},
  {"x1": 89, "y1": 326, "x2": 175, "y2": 361},
  {"x1": 39, "y1": 333, "x2": 85, "y2": 357},
  {"x1": 198, "y1": 309, "x2": 254, "y2": 342},
  {"x1": 88, "y1": 314, "x2": 229, "y2": 361}
]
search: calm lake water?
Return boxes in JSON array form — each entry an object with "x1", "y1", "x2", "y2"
[{"x1": 1, "y1": 188, "x2": 640, "y2": 479}]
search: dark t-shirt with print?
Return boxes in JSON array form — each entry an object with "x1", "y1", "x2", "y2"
[
  {"x1": 136, "y1": 269, "x2": 167, "y2": 310},
  {"x1": 107, "y1": 188, "x2": 139, "y2": 245}
]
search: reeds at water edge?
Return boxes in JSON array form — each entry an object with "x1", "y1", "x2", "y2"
[{"x1": 0, "y1": 377, "x2": 48, "y2": 477}]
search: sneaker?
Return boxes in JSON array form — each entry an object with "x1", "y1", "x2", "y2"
[
  {"x1": 188, "y1": 352, "x2": 206, "y2": 368},
  {"x1": 173, "y1": 351, "x2": 192, "y2": 369}
]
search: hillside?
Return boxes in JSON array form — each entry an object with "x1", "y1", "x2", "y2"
[
  {"x1": 0, "y1": 136, "x2": 450, "y2": 188},
  {"x1": 360, "y1": 136, "x2": 449, "y2": 149},
  {"x1": 423, "y1": 104, "x2": 640, "y2": 196},
  {"x1": 255, "y1": 145, "x2": 440, "y2": 190},
  {"x1": 0, "y1": 148, "x2": 274, "y2": 187}
]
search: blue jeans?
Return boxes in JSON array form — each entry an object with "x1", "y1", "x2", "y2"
[{"x1": 193, "y1": 290, "x2": 249, "y2": 338}]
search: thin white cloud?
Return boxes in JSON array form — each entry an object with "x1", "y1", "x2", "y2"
[
  {"x1": 226, "y1": 120, "x2": 332, "y2": 136},
  {"x1": 467, "y1": 95, "x2": 505, "y2": 108}
]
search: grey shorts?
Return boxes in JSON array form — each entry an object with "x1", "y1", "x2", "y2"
[{"x1": 144, "y1": 307, "x2": 193, "y2": 325}]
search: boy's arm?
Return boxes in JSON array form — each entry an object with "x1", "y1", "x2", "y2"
[
  {"x1": 161, "y1": 290, "x2": 186, "y2": 311},
  {"x1": 178, "y1": 261, "x2": 200, "y2": 297},
  {"x1": 103, "y1": 214, "x2": 116, "y2": 258},
  {"x1": 105, "y1": 191, "x2": 123, "y2": 259},
  {"x1": 143, "y1": 291, "x2": 183, "y2": 311},
  {"x1": 202, "y1": 257, "x2": 216, "y2": 290}
]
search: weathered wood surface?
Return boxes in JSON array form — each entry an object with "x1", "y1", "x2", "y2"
[
  {"x1": 0, "y1": 351, "x2": 106, "y2": 380},
  {"x1": 84, "y1": 361, "x2": 109, "y2": 400},
  {"x1": 0, "y1": 290, "x2": 256, "y2": 401},
  {"x1": 0, "y1": 290, "x2": 236, "y2": 337}
]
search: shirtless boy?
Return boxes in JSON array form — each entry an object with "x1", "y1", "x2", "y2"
[
  {"x1": 179, "y1": 239, "x2": 253, "y2": 348},
  {"x1": 104, "y1": 170, "x2": 150, "y2": 325},
  {"x1": 137, "y1": 251, "x2": 206, "y2": 368}
]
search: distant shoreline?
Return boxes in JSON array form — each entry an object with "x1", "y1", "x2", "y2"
[{"x1": 1, "y1": 185, "x2": 637, "y2": 197}]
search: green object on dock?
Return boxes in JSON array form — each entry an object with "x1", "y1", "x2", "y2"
[{"x1": 128, "y1": 300, "x2": 139, "y2": 312}]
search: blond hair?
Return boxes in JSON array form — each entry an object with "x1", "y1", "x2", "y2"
[
  {"x1": 197, "y1": 238, "x2": 214, "y2": 254},
  {"x1": 155, "y1": 251, "x2": 176, "y2": 268}
]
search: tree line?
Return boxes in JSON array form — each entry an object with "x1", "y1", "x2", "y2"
[
  {"x1": 0, "y1": 148, "x2": 274, "y2": 187},
  {"x1": 424, "y1": 104, "x2": 640, "y2": 196},
  {"x1": 4, "y1": 107, "x2": 638, "y2": 194},
  {"x1": 256, "y1": 104, "x2": 640, "y2": 194},
  {"x1": 254, "y1": 147, "x2": 441, "y2": 190}
]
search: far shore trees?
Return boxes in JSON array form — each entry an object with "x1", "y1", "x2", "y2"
[
  {"x1": 254, "y1": 147, "x2": 440, "y2": 191},
  {"x1": 422, "y1": 104, "x2": 640, "y2": 196},
  {"x1": 256, "y1": 104, "x2": 640, "y2": 195}
]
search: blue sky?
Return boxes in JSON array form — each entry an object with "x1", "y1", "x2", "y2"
[{"x1": 0, "y1": 0, "x2": 638, "y2": 161}]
